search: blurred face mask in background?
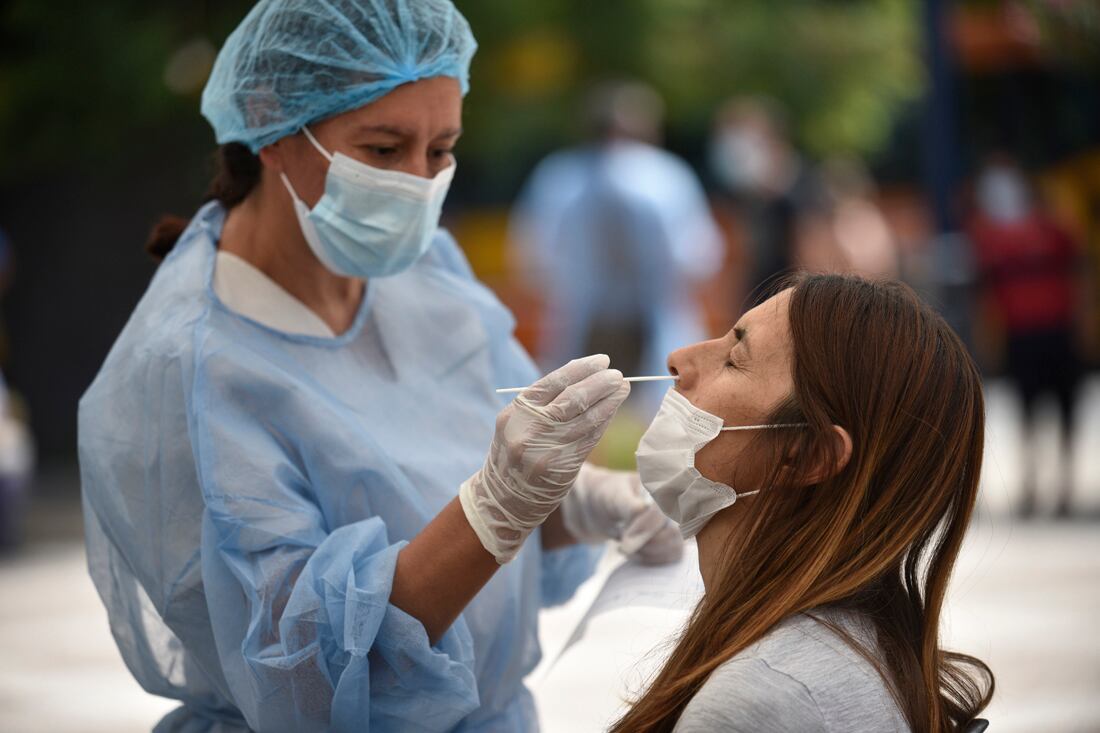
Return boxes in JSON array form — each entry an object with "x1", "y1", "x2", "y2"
[
  {"x1": 711, "y1": 127, "x2": 770, "y2": 193},
  {"x1": 279, "y1": 126, "x2": 455, "y2": 278},
  {"x1": 636, "y1": 389, "x2": 804, "y2": 538},
  {"x1": 976, "y1": 166, "x2": 1030, "y2": 224}
]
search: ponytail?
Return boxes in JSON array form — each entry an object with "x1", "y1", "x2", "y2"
[{"x1": 144, "y1": 142, "x2": 261, "y2": 260}]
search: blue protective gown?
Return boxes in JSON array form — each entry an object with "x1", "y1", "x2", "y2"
[{"x1": 79, "y1": 202, "x2": 601, "y2": 732}]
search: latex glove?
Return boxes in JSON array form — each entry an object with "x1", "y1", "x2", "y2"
[
  {"x1": 460, "y1": 355, "x2": 630, "y2": 564},
  {"x1": 561, "y1": 463, "x2": 684, "y2": 565}
]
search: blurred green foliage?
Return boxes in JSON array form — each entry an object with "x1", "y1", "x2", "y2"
[
  {"x1": 1025, "y1": 0, "x2": 1100, "y2": 65},
  {"x1": 7, "y1": 0, "x2": 1090, "y2": 192},
  {"x1": 4, "y1": 0, "x2": 1096, "y2": 191},
  {"x1": 1, "y1": 0, "x2": 928, "y2": 189},
  {"x1": 459, "y1": 0, "x2": 926, "y2": 173},
  {"x1": 0, "y1": 1, "x2": 250, "y2": 181}
]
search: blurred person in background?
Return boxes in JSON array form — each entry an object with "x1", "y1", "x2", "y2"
[
  {"x1": 0, "y1": 227, "x2": 33, "y2": 550},
  {"x1": 813, "y1": 157, "x2": 900, "y2": 279},
  {"x1": 77, "y1": 2, "x2": 681, "y2": 731},
  {"x1": 708, "y1": 97, "x2": 814, "y2": 300},
  {"x1": 0, "y1": 370, "x2": 34, "y2": 551},
  {"x1": 967, "y1": 154, "x2": 1087, "y2": 518},
  {"x1": 510, "y1": 80, "x2": 723, "y2": 413}
]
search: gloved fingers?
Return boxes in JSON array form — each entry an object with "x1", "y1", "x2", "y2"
[
  {"x1": 521, "y1": 354, "x2": 611, "y2": 406},
  {"x1": 618, "y1": 471, "x2": 649, "y2": 511},
  {"x1": 544, "y1": 370, "x2": 627, "y2": 423},
  {"x1": 634, "y1": 521, "x2": 685, "y2": 565},
  {"x1": 618, "y1": 502, "x2": 670, "y2": 554},
  {"x1": 591, "y1": 468, "x2": 649, "y2": 518},
  {"x1": 621, "y1": 507, "x2": 684, "y2": 565},
  {"x1": 551, "y1": 381, "x2": 630, "y2": 445}
]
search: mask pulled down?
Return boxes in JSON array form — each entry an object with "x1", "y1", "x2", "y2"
[{"x1": 636, "y1": 389, "x2": 804, "y2": 538}]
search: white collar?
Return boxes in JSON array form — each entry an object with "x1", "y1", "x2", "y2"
[{"x1": 212, "y1": 250, "x2": 337, "y2": 338}]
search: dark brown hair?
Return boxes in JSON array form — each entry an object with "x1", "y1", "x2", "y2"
[
  {"x1": 145, "y1": 142, "x2": 261, "y2": 260},
  {"x1": 611, "y1": 273, "x2": 993, "y2": 733}
]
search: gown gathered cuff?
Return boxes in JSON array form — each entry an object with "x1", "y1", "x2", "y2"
[{"x1": 206, "y1": 514, "x2": 480, "y2": 732}]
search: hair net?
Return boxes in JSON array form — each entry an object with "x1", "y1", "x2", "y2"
[{"x1": 201, "y1": 0, "x2": 477, "y2": 152}]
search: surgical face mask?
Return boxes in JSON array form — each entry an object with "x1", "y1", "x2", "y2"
[
  {"x1": 710, "y1": 128, "x2": 769, "y2": 193},
  {"x1": 279, "y1": 126, "x2": 455, "y2": 278},
  {"x1": 976, "y1": 167, "x2": 1030, "y2": 224},
  {"x1": 636, "y1": 389, "x2": 804, "y2": 539}
]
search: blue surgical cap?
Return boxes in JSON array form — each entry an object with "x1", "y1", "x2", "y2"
[{"x1": 201, "y1": 0, "x2": 477, "y2": 152}]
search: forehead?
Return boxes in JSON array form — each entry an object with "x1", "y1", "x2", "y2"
[
  {"x1": 733, "y1": 289, "x2": 794, "y2": 371},
  {"x1": 335, "y1": 77, "x2": 462, "y2": 133},
  {"x1": 740, "y1": 289, "x2": 792, "y2": 337}
]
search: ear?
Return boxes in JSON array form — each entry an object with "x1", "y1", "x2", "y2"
[
  {"x1": 786, "y1": 424, "x2": 853, "y2": 487},
  {"x1": 258, "y1": 141, "x2": 284, "y2": 173}
]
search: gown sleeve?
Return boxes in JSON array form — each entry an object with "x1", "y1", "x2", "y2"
[{"x1": 190, "y1": 352, "x2": 479, "y2": 733}]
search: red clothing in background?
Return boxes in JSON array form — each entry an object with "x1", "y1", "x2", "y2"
[{"x1": 969, "y1": 212, "x2": 1080, "y2": 333}]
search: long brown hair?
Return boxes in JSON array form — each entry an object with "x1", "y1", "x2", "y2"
[
  {"x1": 145, "y1": 142, "x2": 261, "y2": 260},
  {"x1": 611, "y1": 273, "x2": 993, "y2": 733}
]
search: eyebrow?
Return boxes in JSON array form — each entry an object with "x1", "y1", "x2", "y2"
[{"x1": 352, "y1": 124, "x2": 463, "y2": 139}]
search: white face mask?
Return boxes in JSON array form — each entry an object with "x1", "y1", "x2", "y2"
[
  {"x1": 279, "y1": 126, "x2": 455, "y2": 279},
  {"x1": 711, "y1": 128, "x2": 770, "y2": 192},
  {"x1": 636, "y1": 389, "x2": 805, "y2": 539},
  {"x1": 976, "y1": 167, "x2": 1030, "y2": 224}
]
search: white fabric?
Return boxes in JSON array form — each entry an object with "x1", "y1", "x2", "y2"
[
  {"x1": 636, "y1": 389, "x2": 801, "y2": 538},
  {"x1": 212, "y1": 250, "x2": 336, "y2": 338},
  {"x1": 529, "y1": 540, "x2": 704, "y2": 730}
]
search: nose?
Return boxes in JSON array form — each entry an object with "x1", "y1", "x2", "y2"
[
  {"x1": 395, "y1": 146, "x2": 442, "y2": 180},
  {"x1": 396, "y1": 159, "x2": 432, "y2": 179},
  {"x1": 666, "y1": 346, "x2": 692, "y2": 390}
]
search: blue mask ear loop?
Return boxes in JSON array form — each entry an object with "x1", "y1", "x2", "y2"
[
  {"x1": 279, "y1": 126, "x2": 334, "y2": 208},
  {"x1": 301, "y1": 126, "x2": 334, "y2": 162}
]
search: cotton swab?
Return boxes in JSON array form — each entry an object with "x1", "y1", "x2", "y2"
[{"x1": 495, "y1": 375, "x2": 677, "y2": 394}]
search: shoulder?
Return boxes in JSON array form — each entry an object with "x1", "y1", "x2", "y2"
[
  {"x1": 82, "y1": 207, "x2": 221, "y2": 410},
  {"x1": 675, "y1": 655, "x2": 825, "y2": 733},
  {"x1": 527, "y1": 148, "x2": 589, "y2": 183},
  {"x1": 614, "y1": 142, "x2": 697, "y2": 181},
  {"x1": 677, "y1": 613, "x2": 909, "y2": 733}
]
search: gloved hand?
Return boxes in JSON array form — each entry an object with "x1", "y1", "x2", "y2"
[
  {"x1": 561, "y1": 463, "x2": 684, "y2": 565},
  {"x1": 460, "y1": 355, "x2": 630, "y2": 564}
]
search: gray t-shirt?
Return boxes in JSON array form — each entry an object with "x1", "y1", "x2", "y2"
[{"x1": 673, "y1": 611, "x2": 911, "y2": 733}]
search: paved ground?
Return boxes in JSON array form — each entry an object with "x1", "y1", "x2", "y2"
[{"x1": 1, "y1": 376, "x2": 1098, "y2": 732}]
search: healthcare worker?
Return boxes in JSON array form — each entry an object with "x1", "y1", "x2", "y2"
[{"x1": 78, "y1": 2, "x2": 681, "y2": 731}]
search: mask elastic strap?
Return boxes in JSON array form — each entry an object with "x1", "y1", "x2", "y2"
[
  {"x1": 302, "y1": 126, "x2": 334, "y2": 162},
  {"x1": 719, "y1": 423, "x2": 808, "y2": 432},
  {"x1": 278, "y1": 172, "x2": 304, "y2": 205}
]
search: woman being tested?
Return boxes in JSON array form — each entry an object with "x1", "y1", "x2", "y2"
[
  {"x1": 78, "y1": 1, "x2": 680, "y2": 731},
  {"x1": 615, "y1": 274, "x2": 994, "y2": 732}
]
